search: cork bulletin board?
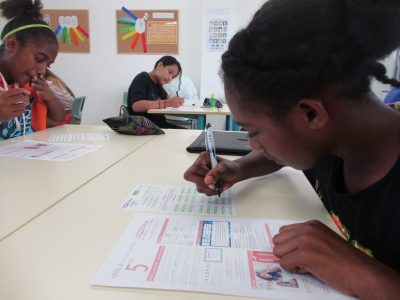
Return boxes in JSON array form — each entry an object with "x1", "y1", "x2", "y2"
[
  {"x1": 42, "y1": 9, "x2": 90, "y2": 53},
  {"x1": 116, "y1": 7, "x2": 179, "y2": 54}
]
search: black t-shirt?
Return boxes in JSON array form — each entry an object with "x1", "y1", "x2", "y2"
[
  {"x1": 127, "y1": 72, "x2": 169, "y2": 127},
  {"x1": 303, "y1": 154, "x2": 400, "y2": 272}
]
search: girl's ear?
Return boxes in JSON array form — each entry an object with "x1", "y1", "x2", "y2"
[
  {"x1": 156, "y1": 62, "x2": 163, "y2": 69},
  {"x1": 4, "y1": 35, "x2": 18, "y2": 54},
  {"x1": 297, "y1": 98, "x2": 329, "y2": 129}
]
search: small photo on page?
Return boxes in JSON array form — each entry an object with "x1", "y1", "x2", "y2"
[{"x1": 248, "y1": 251, "x2": 299, "y2": 291}]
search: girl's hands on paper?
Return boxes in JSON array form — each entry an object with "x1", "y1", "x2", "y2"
[
  {"x1": 184, "y1": 151, "x2": 241, "y2": 196},
  {"x1": 273, "y1": 220, "x2": 400, "y2": 298},
  {"x1": 0, "y1": 88, "x2": 30, "y2": 121},
  {"x1": 167, "y1": 96, "x2": 184, "y2": 108}
]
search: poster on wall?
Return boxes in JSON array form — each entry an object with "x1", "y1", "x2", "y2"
[
  {"x1": 207, "y1": 17, "x2": 229, "y2": 52},
  {"x1": 42, "y1": 9, "x2": 90, "y2": 53},
  {"x1": 116, "y1": 7, "x2": 179, "y2": 54}
]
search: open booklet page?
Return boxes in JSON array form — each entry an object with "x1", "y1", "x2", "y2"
[
  {"x1": 92, "y1": 213, "x2": 353, "y2": 300},
  {"x1": 121, "y1": 184, "x2": 235, "y2": 216}
]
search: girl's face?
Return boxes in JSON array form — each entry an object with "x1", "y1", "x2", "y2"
[
  {"x1": 5, "y1": 37, "x2": 58, "y2": 84},
  {"x1": 155, "y1": 62, "x2": 180, "y2": 85},
  {"x1": 226, "y1": 89, "x2": 328, "y2": 170}
]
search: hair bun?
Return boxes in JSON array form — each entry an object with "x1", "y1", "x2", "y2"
[
  {"x1": 346, "y1": 0, "x2": 400, "y2": 60},
  {"x1": 1, "y1": 0, "x2": 43, "y2": 20}
]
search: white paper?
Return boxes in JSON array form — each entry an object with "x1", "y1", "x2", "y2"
[
  {"x1": 92, "y1": 213, "x2": 353, "y2": 300},
  {"x1": 163, "y1": 106, "x2": 203, "y2": 112},
  {"x1": 182, "y1": 99, "x2": 199, "y2": 107},
  {"x1": 48, "y1": 132, "x2": 109, "y2": 143},
  {"x1": 121, "y1": 184, "x2": 235, "y2": 216},
  {"x1": 0, "y1": 140, "x2": 103, "y2": 161}
]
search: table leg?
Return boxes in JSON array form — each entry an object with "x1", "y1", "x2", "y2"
[
  {"x1": 225, "y1": 115, "x2": 241, "y2": 131},
  {"x1": 197, "y1": 115, "x2": 205, "y2": 129}
]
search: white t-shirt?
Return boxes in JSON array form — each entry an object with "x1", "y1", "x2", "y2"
[{"x1": 163, "y1": 75, "x2": 198, "y2": 99}]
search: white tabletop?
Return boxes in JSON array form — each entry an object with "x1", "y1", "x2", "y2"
[
  {"x1": 0, "y1": 125, "x2": 156, "y2": 241},
  {"x1": 0, "y1": 129, "x2": 334, "y2": 300}
]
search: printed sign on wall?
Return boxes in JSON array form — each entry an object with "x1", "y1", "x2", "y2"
[
  {"x1": 207, "y1": 18, "x2": 229, "y2": 52},
  {"x1": 42, "y1": 9, "x2": 90, "y2": 53}
]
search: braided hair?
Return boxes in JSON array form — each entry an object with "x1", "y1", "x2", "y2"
[
  {"x1": 221, "y1": 0, "x2": 400, "y2": 117},
  {"x1": 0, "y1": 0, "x2": 57, "y2": 50}
]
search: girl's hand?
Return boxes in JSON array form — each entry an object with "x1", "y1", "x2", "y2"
[
  {"x1": 167, "y1": 96, "x2": 184, "y2": 108},
  {"x1": 30, "y1": 75, "x2": 56, "y2": 102},
  {"x1": 0, "y1": 88, "x2": 30, "y2": 121},
  {"x1": 273, "y1": 220, "x2": 400, "y2": 297},
  {"x1": 184, "y1": 151, "x2": 242, "y2": 196}
]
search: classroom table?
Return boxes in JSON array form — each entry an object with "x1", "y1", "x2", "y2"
[
  {"x1": 148, "y1": 100, "x2": 240, "y2": 131},
  {"x1": 0, "y1": 128, "x2": 335, "y2": 300},
  {"x1": 0, "y1": 125, "x2": 156, "y2": 241}
]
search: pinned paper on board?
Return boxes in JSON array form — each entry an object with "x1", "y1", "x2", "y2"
[
  {"x1": 116, "y1": 8, "x2": 179, "y2": 54},
  {"x1": 42, "y1": 9, "x2": 90, "y2": 53}
]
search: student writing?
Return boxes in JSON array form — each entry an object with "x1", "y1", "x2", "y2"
[
  {"x1": 127, "y1": 55, "x2": 185, "y2": 128},
  {"x1": 184, "y1": 0, "x2": 400, "y2": 298}
]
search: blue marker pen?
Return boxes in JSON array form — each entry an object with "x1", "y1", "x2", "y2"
[{"x1": 205, "y1": 123, "x2": 222, "y2": 197}]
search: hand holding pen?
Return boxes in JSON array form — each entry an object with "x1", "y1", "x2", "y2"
[
  {"x1": 184, "y1": 150, "x2": 241, "y2": 196},
  {"x1": 205, "y1": 123, "x2": 223, "y2": 196},
  {"x1": 0, "y1": 88, "x2": 30, "y2": 121},
  {"x1": 166, "y1": 96, "x2": 184, "y2": 108}
]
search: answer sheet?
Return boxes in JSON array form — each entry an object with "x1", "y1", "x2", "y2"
[
  {"x1": 48, "y1": 132, "x2": 109, "y2": 142},
  {"x1": 120, "y1": 184, "x2": 235, "y2": 216},
  {"x1": 92, "y1": 213, "x2": 353, "y2": 300},
  {"x1": 0, "y1": 140, "x2": 102, "y2": 161}
]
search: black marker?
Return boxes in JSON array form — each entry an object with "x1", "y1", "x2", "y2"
[{"x1": 205, "y1": 123, "x2": 222, "y2": 196}]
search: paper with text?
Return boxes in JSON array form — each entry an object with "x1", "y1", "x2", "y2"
[
  {"x1": 48, "y1": 132, "x2": 109, "y2": 143},
  {"x1": 121, "y1": 184, "x2": 235, "y2": 216},
  {"x1": 92, "y1": 213, "x2": 353, "y2": 300},
  {"x1": 0, "y1": 140, "x2": 103, "y2": 161}
]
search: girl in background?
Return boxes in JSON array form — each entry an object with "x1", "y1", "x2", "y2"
[
  {"x1": 45, "y1": 68, "x2": 75, "y2": 127},
  {"x1": 127, "y1": 55, "x2": 184, "y2": 128}
]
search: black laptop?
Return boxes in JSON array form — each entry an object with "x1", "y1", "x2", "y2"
[{"x1": 186, "y1": 130, "x2": 252, "y2": 156}]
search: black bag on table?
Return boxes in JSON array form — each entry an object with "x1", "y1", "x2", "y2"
[{"x1": 103, "y1": 105, "x2": 165, "y2": 136}]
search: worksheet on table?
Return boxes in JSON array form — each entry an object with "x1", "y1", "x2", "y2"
[
  {"x1": 121, "y1": 184, "x2": 235, "y2": 216},
  {"x1": 92, "y1": 213, "x2": 353, "y2": 300},
  {"x1": 0, "y1": 140, "x2": 102, "y2": 161},
  {"x1": 48, "y1": 132, "x2": 109, "y2": 142}
]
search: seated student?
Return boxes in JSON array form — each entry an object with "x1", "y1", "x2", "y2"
[
  {"x1": 44, "y1": 69, "x2": 75, "y2": 127},
  {"x1": 184, "y1": 0, "x2": 400, "y2": 298},
  {"x1": 0, "y1": 0, "x2": 64, "y2": 140},
  {"x1": 163, "y1": 74, "x2": 198, "y2": 100},
  {"x1": 127, "y1": 56, "x2": 185, "y2": 128}
]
